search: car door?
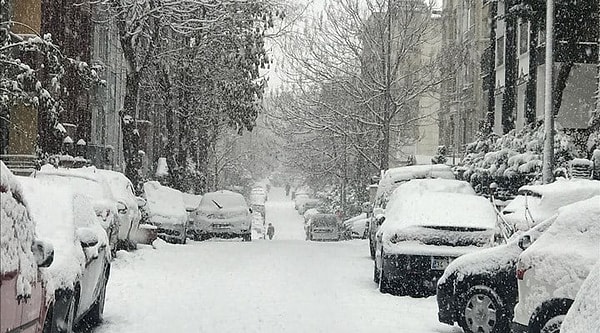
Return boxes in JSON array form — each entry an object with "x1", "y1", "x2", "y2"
[
  {"x1": 20, "y1": 277, "x2": 45, "y2": 333},
  {"x1": 0, "y1": 271, "x2": 23, "y2": 333}
]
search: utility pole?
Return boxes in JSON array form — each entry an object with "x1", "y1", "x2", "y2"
[{"x1": 542, "y1": 0, "x2": 555, "y2": 184}]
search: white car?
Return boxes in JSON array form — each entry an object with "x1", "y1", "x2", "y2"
[
  {"x1": 142, "y1": 181, "x2": 188, "y2": 244},
  {"x1": 97, "y1": 169, "x2": 147, "y2": 250},
  {"x1": 343, "y1": 213, "x2": 369, "y2": 239},
  {"x1": 375, "y1": 179, "x2": 496, "y2": 296},
  {"x1": 512, "y1": 196, "x2": 600, "y2": 333},
  {"x1": 560, "y1": 261, "x2": 600, "y2": 333},
  {"x1": 190, "y1": 190, "x2": 252, "y2": 241},
  {"x1": 34, "y1": 165, "x2": 120, "y2": 254},
  {"x1": 19, "y1": 176, "x2": 110, "y2": 331}
]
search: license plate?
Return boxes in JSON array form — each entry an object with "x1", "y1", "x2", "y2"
[
  {"x1": 431, "y1": 257, "x2": 452, "y2": 270},
  {"x1": 212, "y1": 224, "x2": 231, "y2": 229}
]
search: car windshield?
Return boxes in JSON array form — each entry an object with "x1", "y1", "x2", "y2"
[{"x1": 3, "y1": 2, "x2": 597, "y2": 332}]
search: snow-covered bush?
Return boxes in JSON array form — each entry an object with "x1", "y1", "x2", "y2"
[{"x1": 457, "y1": 125, "x2": 583, "y2": 196}]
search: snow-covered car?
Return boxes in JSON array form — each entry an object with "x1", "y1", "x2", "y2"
[
  {"x1": 190, "y1": 190, "x2": 252, "y2": 241},
  {"x1": 303, "y1": 208, "x2": 320, "y2": 224},
  {"x1": 97, "y1": 169, "x2": 147, "y2": 250},
  {"x1": 511, "y1": 196, "x2": 600, "y2": 333},
  {"x1": 141, "y1": 181, "x2": 188, "y2": 244},
  {"x1": 298, "y1": 198, "x2": 319, "y2": 215},
  {"x1": 0, "y1": 162, "x2": 54, "y2": 333},
  {"x1": 294, "y1": 193, "x2": 310, "y2": 210},
  {"x1": 436, "y1": 179, "x2": 600, "y2": 333},
  {"x1": 343, "y1": 213, "x2": 369, "y2": 239},
  {"x1": 19, "y1": 176, "x2": 111, "y2": 332},
  {"x1": 249, "y1": 187, "x2": 267, "y2": 206},
  {"x1": 560, "y1": 261, "x2": 600, "y2": 333},
  {"x1": 375, "y1": 191, "x2": 497, "y2": 296},
  {"x1": 251, "y1": 212, "x2": 266, "y2": 240},
  {"x1": 33, "y1": 165, "x2": 120, "y2": 254},
  {"x1": 306, "y1": 214, "x2": 341, "y2": 241},
  {"x1": 368, "y1": 164, "x2": 456, "y2": 259}
]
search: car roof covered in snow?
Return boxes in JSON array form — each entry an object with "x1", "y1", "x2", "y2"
[
  {"x1": 142, "y1": 181, "x2": 187, "y2": 225},
  {"x1": 384, "y1": 192, "x2": 497, "y2": 231},
  {"x1": 18, "y1": 176, "x2": 108, "y2": 292},
  {"x1": 502, "y1": 179, "x2": 600, "y2": 227},
  {"x1": 0, "y1": 161, "x2": 38, "y2": 295},
  {"x1": 35, "y1": 164, "x2": 115, "y2": 201}
]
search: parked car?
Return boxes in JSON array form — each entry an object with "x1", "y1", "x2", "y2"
[
  {"x1": 375, "y1": 190, "x2": 497, "y2": 296},
  {"x1": 306, "y1": 214, "x2": 341, "y2": 241},
  {"x1": 511, "y1": 196, "x2": 600, "y2": 333},
  {"x1": 19, "y1": 176, "x2": 111, "y2": 332},
  {"x1": 560, "y1": 261, "x2": 600, "y2": 333},
  {"x1": 97, "y1": 169, "x2": 147, "y2": 250},
  {"x1": 33, "y1": 165, "x2": 120, "y2": 254},
  {"x1": 190, "y1": 190, "x2": 252, "y2": 241},
  {"x1": 303, "y1": 208, "x2": 320, "y2": 225},
  {"x1": 368, "y1": 164, "x2": 456, "y2": 259},
  {"x1": 141, "y1": 181, "x2": 188, "y2": 244},
  {"x1": 0, "y1": 162, "x2": 54, "y2": 333},
  {"x1": 298, "y1": 198, "x2": 319, "y2": 215},
  {"x1": 436, "y1": 179, "x2": 600, "y2": 333},
  {"x1": 249, "y1": 187, "x2": 267, "y2": 206},
  {"x1": 294, "y1": 192, "x2": 310, "y2": 210},
  {"x1": 341, "y1": 213, "x2": 369, "y2": 239}
]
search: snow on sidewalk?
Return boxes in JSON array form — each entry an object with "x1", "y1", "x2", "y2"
[{"x1": 93, "y1": 188, "x2": 461, "y2": 333}]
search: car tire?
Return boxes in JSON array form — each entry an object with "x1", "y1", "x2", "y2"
[
  {"x1": 529, "y1": 299, "x2": 572, "y2": 333},
  {"x1": 458, "y1": 285, "x2": 508, "y2": 333},
  {"x1": 83, "y1": 269, "x2": 109, "y2": 326}
]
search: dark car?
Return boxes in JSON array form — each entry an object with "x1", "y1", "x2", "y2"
[
  {"x1": 306, "y1": 214, "x2": 341, "y2": 241},
  {"x1": 436, "y1": 179, "x2": 600, "y2": 333}
]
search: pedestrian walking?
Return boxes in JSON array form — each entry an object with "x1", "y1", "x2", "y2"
[
  {"x1": 267, "y1": 223, "x2": 275, "y2": 240},
  {"x1": 285, "y1": 184, "x2": 291, "y2": 197}
]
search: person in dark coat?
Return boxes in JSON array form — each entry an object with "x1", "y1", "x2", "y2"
[{"x1": 267, "y1": 223, "x2": 275, "y2": 240}]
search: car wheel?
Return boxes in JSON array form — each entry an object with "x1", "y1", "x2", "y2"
[
  {"x1": 529, "y1": 299, "x2": 572, "y2": 333},
  {"x1": 83, "y1": 272, "x2": 108, "y2": 326},
  {"x1": 373, "y1": 261, "x2": 380, "y2": 284},
  {"x1": 458, "y1": 285, "x2": 507, "y2": 333}
]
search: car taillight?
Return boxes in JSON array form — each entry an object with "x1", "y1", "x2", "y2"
[{"x1": 516, "y1": 261, "x2": 529, "y2": 280}]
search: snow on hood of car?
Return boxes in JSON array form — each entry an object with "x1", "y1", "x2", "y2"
[
  {"x1": 519, "y1": 196, "x2": 600, "y2": 302},
  {"x1": 502, "y1": 179, "x2": 600, "y2": 228},
  {"x1": 382, "y1": 192, "x2": 496, "y2": 236},
  {"x1": 0, "y1": 162, "x2": 37, "y2": 297},
  {"x1": 561, "y1": 261, "x2": 600, "y2": 333},
  {"x1": 143, "y1": 181, "x2": 187, "y2": 225},
  {"x1": 19, "y1": 177, "x2": 109, "y2": 294}
]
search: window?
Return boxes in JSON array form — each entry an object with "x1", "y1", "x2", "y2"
[
  {"x1": 519, "y1": 21, "x2": 529, "y2": 54},
  {"x1": 496, "y1": 36, "x2": 505, "y2": 67}
]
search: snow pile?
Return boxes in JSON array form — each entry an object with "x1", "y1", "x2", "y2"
[
  {"x1": 502, "y1": 179, "x2": 600, "y2": 229},
  {"x1": 142, "y1": 181, "x2": 187, "y2": 226},
  {"x1": 18, "y1": 177, "x2": 108, "y2": 294},
  {"x1": 518, "y1": 196, "x2": 600, "y2": 311},
  {"x1": 0, "y1": 162, "x2": 37, "y2": 297},
  {"x1": 561, "y1": 261, "x2": 600, "y2": 333}
]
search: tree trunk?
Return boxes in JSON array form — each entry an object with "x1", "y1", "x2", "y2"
[
  {"x1": 525, "y1": 19, "x2": 538, "y2": 125},
  {"x1": 485, "y1": 1, "x2": 498, "y2": 134},
  {"x1": 502, "y1": 7, "x2": 517, "y2": 134},
  {"x1": 121, "y1": 71, "x2": 142, "y2": 193}
]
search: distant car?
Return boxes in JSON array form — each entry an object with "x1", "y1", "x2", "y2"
[
  {"x1": 141, "y1": 181, "x2": 188, "y2": 244},
  {"x1": 561, "y1": 261, "x2": 600, "y2": 333},
  {"x1": 97, "y1": 169, "x2": 147, "y2": 250},
  {"x1": 249, "y1": 187, "x2": 267, "y2": 206},
  {"x1": 368, "y1": 164, "x2": 456, "y2": 259},
  {"x1": 190, "y1": 190, "x2": 252, "y2": 241},
  {"x1": 303, "y1": 208, "x2": 320, "y2": 224},
  {"x1": 306, "y1": 214, "x2": 341, "y2": 241},
  {"x1": 375, "y1": 191, "x2": 497, "y2": 296},
  {"x1": 19, "y1": 177, "x2": 111, "y2": 332},
  {"x1": 0, "y1": 162, "x2": 54, "y2": 333},
  {"x1": 34, "y1": 165, "x2": 120, "y2": 254},
  {"x1": 511, "y1": 196, "x2": 600, "y2": 333},
  {"x1": 298, "y1": 198, "x2": 319, "y2": 215},
  {"x1": 294, "y1": 193, "x2": 310, "y2": 210},
  {"x1": 436, "y1": 179, "x2": 600, "y2": 333}
]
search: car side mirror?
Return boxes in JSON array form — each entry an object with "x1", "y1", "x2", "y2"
[
  {"x1": 77, "y1": 227, "x2": 99, "y2": 248},
  {"x1": 117, "y1": 200, "x2": 128, "y2": 214},
  {"x1": 518, "y1": 234, "x2": 532, "y2": 250},
  {"x1": 136, "y1": 197, "x2": 147, "y2": 208},
  {"x1": 31, "y1": 240, "x2": 54, "y2": 268}
]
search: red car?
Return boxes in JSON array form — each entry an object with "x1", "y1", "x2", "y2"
[{"x1": 0, "y1": 162, "x2": 54, "y2": 333}]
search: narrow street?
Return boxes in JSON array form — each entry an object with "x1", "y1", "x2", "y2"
[{"x1": 93, "y1": 188, "x2": 462, "y2": 333}]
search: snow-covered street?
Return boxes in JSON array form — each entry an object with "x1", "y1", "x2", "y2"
[{"x1": 93, "y1": 188, "x2": 462, "y2": 333}]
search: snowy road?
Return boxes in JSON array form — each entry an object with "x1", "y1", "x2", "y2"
[{"x1": 93, "y1": 188, "x2": 462, "y2": 333}]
